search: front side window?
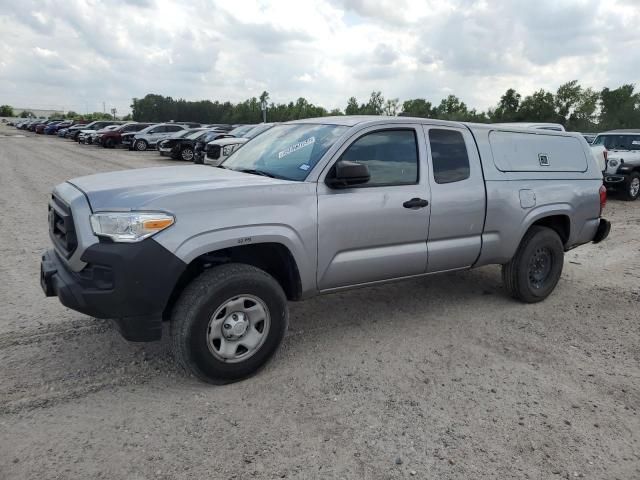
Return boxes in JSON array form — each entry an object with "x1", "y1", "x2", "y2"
[
  {"x1": 428, "y1": 129, "x2": 470, "y2": 184},
  {"x1": 339, "y1": 129, "x2": 418, "y2": 186},
  {"x1": 223, "y1": 124, "x2": 348, "y2": 181},
  {"x1": 166, "y1": 125, "x2": 183, "y2": 132}
]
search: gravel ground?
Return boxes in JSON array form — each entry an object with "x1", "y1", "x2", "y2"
[{"x1": 0, "y1": 124, "x2": 638, "y2": 479}]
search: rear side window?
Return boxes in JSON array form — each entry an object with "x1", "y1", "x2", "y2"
[
  {"x1": 340, "y1": 129, "x2": 418, "y2": 186},
  {"x1": 166, "y1": 125, "x2": 183, "y2": 133},
  {"x1": 428, "y1": 129, "x2": 470, "y2": 184}
]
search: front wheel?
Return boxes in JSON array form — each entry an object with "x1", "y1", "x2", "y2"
[
  {"x1": 180, "y1": 147, "x2": 194, "y2": 161},
  {"x1": 502, "y1": 226, "x2": 564, "y2": 303},
  {"x1": 134, "y1": 139, "x2": 148, "y2": 151},
  {"x1": 104, "y1": 137, "x2": 114, "y2": 148},
  {"x1": 622, "y1": 172, "x2": 640, "y2": 201},
  {"x1": 170, "y1": 264, "x2": 288, "y2": 384}
]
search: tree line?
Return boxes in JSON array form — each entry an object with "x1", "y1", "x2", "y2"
[{"x1": 3, "y1": 80, "x2": 640, "y2": 132}]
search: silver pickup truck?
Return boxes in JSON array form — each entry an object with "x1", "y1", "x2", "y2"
[{"x1": 41, "y1": 116, "x2": 610, "y2": 383}]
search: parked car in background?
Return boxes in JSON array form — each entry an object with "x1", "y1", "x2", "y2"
[
  {"x1": 593, "y1": 129, "x2": 640, "y2": 200},
  {"x1": 129, "y1": 123, "x2": 187, "y2": 151},
  {"x1": 581, "y1": 133, "x2": 597, "y2": 144},
  {"x1": 157, "y1": 128, "x2": 208, "y2": 156},
  {"x1": 177, "y1": 122, "x2": 202, "y2": 128},
  {"x1": 96, "y1": 122, "x2": 154, "y2": 148},
  {"x1": 41, "y1": 116, "x2": 610, "y2": 383},
  {"x1": 60, "y1": 124, "x2": 86, "y2": 138},
  {"x1": 165, "y1": 128, "x2": 227, "y2": 161},
  {"x1": 66, "y1": 121, "x2": 113, "y2": 141},
  {"x1": 84, "y1": 125, "x2": 121, "y2": 145},
  {"x1": 35, "y1": 121, "x2": 59, "y2": 134},
  {"x1": 202, "y1": 123, "x2": 275, "y2": 166},
  {"x1": 188, "y1": 128, "x2": 238, "y2": 163},
  {"x1": 77, "y1": 121, "x2": 122, "y2": 144},
  {"x1": 45, "y1": 120, "x2": 74, "y2": 135}
]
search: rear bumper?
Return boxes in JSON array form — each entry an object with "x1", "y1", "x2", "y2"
[
  {"x1": 41, "y1": 240, "x2": 187, "y2": 341},
  {"x1": 592, "y1": 218, "x2": 611, "y2": 244}
]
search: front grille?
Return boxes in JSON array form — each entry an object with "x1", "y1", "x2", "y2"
[
  {"x1": 49, "y1": 194, "x2": 77, "y2": 258},
  {"x1": 207, "y1": 145, "x2": 221, "y2": 160}
]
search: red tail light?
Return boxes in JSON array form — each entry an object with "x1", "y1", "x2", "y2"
[{"x1": 599, "y1": 184, "x2": 607, "y2": 215}]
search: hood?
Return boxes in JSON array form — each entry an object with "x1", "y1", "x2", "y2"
[{"x1": 67, "y1": 165, "x2": 289, "y2": 211}]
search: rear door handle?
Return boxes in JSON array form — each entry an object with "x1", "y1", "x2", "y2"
[{"x1": 403, "y1": 198, "x2": 429, "y2": 209}]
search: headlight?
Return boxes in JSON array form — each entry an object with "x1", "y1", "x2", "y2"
[
  {"x1": 608, "y1": 159, "x2": 619, "y2": 168},
  {"x1": 223, "y1": 144, "x2": 238, "y2": 156},
  {"x1": 90, "y1": 212, "x2": 174, "y2": 242}
]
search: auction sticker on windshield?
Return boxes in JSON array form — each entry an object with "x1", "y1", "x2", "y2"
[{"x1": 278, "y1": 137, "x2": 315, "y2": 159}]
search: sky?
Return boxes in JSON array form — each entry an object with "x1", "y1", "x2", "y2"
[{"x1": 0, "y1": 0, "x2": 639, "y2": 115}]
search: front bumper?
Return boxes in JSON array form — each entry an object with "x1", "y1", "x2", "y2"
[{"x1": 41, "y1": 239, "x2": 187, "y2": 341}]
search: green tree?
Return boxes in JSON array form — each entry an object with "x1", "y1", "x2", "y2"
[
  {"x1": 435, "y1": 95, "x2": 469, "y2": 120},
  {"x1": 555, "y1": 80, "x2": 582, "y2": 123},
  {"x1": 383, "y1": 98, "x2": 400, "y2": 116},
  {"x1": 400, "y1": 98, "x2": 434, "y2": 118},
  {"x1": 0, "y1": 105, "x2": 14, "y2": 116},
  {"x1": 19, "y1": 110, "x2": 34, "y2": 118},
  {"x1": 345, "y1": 96, "x2": 360, "y2": 115},
  {"x1": 518, "y1": 89, "x2": 560, "y2": 123},
  {"x1": 599, "y1": 84, "x2": 640, "y2": 130},
  {"x1": 490, "y1": 88, "x2": 521, "y2": 122},
  {"x1": 362, "y1": 91, "x2": 384, "y2": 115}
]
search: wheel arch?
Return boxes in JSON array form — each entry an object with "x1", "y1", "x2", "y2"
[{"x1": 163, "y1": 240, "x2": 305, "y2": 321}]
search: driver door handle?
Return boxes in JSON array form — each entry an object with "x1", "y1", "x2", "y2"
[{"x1": 403, "y1": 198, "x2": 429, "y2": 209}]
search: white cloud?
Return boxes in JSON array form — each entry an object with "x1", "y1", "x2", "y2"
[{"x1": 0, "y1": 0, "x2": 638, "y2": 115}]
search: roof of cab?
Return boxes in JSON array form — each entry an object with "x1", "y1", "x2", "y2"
[{"x1": 286, "y1": 115, "x2": 466, "y2": 128}]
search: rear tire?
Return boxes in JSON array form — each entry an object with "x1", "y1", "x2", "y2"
[
  {"x1": 622, "y1": 172, "x2": 640, "y2": 201},
  {"x1": 170, "y1": 264, "x2": 288, "y2": 384},
  {"x1": 104, "y1": 138, "x2": 114, "y2": 148},
  {"x1": 502, "y1": 226, "x2": 564, "y2": 303}
]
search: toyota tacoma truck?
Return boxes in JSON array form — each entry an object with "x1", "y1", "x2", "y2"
[
  {"x1": 592, "y1": 129, "x2": 640, "y2": 200},
  {"x1": 41, "y1": 116, "x2": 610, "y2": 384}
]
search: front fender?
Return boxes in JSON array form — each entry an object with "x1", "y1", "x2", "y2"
[{"x1": 163, "y1": 224, "x2": 317, "y2": 296}]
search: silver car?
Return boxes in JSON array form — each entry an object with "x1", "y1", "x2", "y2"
[{"x1": 130, "y1": 123, "x2": 187, "y2": 151}]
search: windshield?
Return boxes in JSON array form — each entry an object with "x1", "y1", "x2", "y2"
[
  {"x1": 593, "y1": 134, "x2": 640, "y2": 150},
  {"x1": 186, "y1": 130, "x2": 207, "y2": 140},
  {"x1": 245, "y1": 124, "x2": 274, "y2": 139},
  {"x1": 228, "y1": 125, "x2": 254, "y2": 137},
  {"x1": 222, "y1": 124, "x2": 348, "y2": 181}
]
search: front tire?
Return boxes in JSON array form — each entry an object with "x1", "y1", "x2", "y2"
[
  {"x1": 502, "y1": 226, "x2": 564, "y2": 303},
  {"x1": 104, "y1": 138, "x2": 114, "y2": 148},
  {"x1": 170, "y1": 264, "x2": 288, "y2": 384},
  {"x1": 180, "y1": 147, "x2": 194, "y2": 161},
  {"x1": 134, "y1": 139, "x2": 148, "y2": 151},
  {"x1": 622, "y1": 172, "x2": 640, "y2": 201}
]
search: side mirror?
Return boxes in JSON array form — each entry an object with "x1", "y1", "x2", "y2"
[{"x1": 326, "y1": 160, "x2": 370, "y2": 188}]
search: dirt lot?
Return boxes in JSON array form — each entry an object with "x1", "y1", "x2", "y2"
[{"x1": 0, "y1": 124, "x2": 638, "y2": 479}]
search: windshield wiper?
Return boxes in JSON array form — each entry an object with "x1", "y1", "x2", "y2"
[{"x1": 237, "y1": 168, "x2": 289, "y2": 180}]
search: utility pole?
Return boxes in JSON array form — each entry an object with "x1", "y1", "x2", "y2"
[
  {"x1": 110, "y1": 108, "x2": 117, "y2": 120},
  {"x1": 261, "y1": 100, "x2": 267, "y2": 123},
  {"x1": 103, "y1": 101, "x2": 106, "y2": 114}
]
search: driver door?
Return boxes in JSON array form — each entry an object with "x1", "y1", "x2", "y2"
[{"x1": 316, "y1": 126, "x2": 431, "y2": 290}]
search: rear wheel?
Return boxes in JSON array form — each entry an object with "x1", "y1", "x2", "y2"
[
  {"x1": 134, "y1": 139, "x2": 148, "y2": 151},
  {"x1": 622, "y1": 172, "x2": 640, "y2": 201},
  {"x1": 502, "y1": 226, "x2": 564, "y2": 303},
  {"x1": 104, "y1": 137, "x2": 114, "y2": 148},
  {"x1": 170, "y1": 264, "x2": 288, "y2": 384}
]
